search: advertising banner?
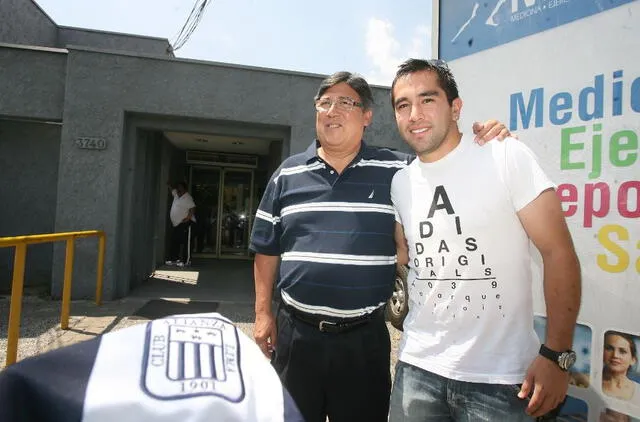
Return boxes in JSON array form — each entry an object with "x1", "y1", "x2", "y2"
[{"x1": 436, "y1": 1, "x2": 640, "y2": 420}]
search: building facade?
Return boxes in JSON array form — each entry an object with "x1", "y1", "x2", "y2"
[{"x1": 0, "y1": 0, "x2": 407, "y2": 299}]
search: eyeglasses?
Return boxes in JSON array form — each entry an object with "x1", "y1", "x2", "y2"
[{"x1": 314, "y1": 96, "x2": 363, "y2": 113}]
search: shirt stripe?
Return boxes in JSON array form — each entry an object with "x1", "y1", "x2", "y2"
[
  {"x1": 281, "y1": 290, "x2": 385, "y2": 318},
  {"x1": 255, "y1": 209, "x2": 280, "y2": 225},
  {"x1": 273, "y1": 162, "x2": 325, "y2": 183},
  {"x1": 355, "y1": 159, "x2": 407, "y2": 169},
  {"x1": 281, "y1": 202, "x2": 394, "y2": 217},
  {"x1": 282, "y1": 251, "x2": 397, "y2": 266}
]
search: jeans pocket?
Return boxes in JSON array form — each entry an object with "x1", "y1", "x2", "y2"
[
  {"x1": 510, "y1": 383, "x2": 524, "y2": 396},
  {"x1": 466, "y1": 383, "x2": 532, "y2": 421}
]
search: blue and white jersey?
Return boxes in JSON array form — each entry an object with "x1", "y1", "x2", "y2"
[
  {"x1": 250, "y1": 140, "x2": 410, "y2": 319},
  {"x1": 0, "y1": 313, "x2": 303, "y2": 422}
]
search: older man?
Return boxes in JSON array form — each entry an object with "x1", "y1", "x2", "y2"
[{"x1": 249, "y1": 71, "x2": 510, "y2": 422}]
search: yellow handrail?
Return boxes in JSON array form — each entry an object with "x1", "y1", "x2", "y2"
[{"x1": 0, "y1": 230, "x2": 106, "y2": 366}]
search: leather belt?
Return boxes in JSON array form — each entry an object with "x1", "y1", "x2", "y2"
[{"x1": 284, "y1": 304, "x2": 383, "y2": 333}]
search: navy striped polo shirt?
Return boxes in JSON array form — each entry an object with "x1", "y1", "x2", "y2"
[{"x1": 250, "y1": 140, "x2": 410, "y2": 319}]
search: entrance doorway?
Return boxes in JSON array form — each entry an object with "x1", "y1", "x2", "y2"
[{"x1": 190, "y1": 167, "x2": 255, "y2": 259}]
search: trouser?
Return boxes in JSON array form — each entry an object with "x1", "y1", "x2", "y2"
[
  {"x1": 389, "y1": 361, "x2": 565, "y2": 422},
  {"x1": 169, "y1": 221, "x2": 192, "y2": 263},
  {"x1": 272, "y1": 303, "x2": 391, "y2": 422}
]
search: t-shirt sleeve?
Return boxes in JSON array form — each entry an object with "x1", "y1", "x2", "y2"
[
  {"x1": 503, "y1": 138, "x2": 556, "y2": 212},
  {"x1": 391, "y1": 170, "x2": 404, "y2": 225},
  {"x1": 249, "y1": 168, "x2": 284, "y2": 256},
  {"x1": 184, "y1": 194, "x2": 196, "y2": 209}
]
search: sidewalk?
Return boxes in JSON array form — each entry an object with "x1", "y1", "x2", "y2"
[
  {"x1": 0, "y1": 261, "x2": 260, "y2": 368},
  {"x1": 0, "y1": 294, "x2": 268, "y2": 369},
  {"x1": 0, "y1": 295, "x2": 147, "y2": 368}
]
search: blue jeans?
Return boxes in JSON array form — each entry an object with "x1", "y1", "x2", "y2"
[{"x1": 389, "y1": 361, "x2": 535, "y2": 422}]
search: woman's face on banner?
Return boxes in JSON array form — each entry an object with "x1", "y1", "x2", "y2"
[{"x1": 603, "y1": 334, "x2": 636, "y2": 375}]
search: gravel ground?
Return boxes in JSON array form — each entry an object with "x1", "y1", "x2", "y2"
[
  {"x1": 1, "y1": 295, "x2": 402, "y2": 374},
  {"x1": 0, "y1": 295, "x2": 148, "y2": 368}
]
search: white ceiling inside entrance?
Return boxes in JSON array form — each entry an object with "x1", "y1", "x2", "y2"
[{"x1": 164, "y1": 131, "x2": 272, "y2": 155}]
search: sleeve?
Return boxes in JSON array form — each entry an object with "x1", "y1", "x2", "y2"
[
  {"x1": 184, "y1": 194, "x2": 196, "y2": 209},
  {"x1": 0, "y1": 337, "x2": 101, "y2": 422},
  {"x1": 503, "y1": 138, "x2": 556, "y2": 212},
  {"x1": 391, "y1": 170, "x2": 404, "y2": 225},
  {"x1": 249, "y1": 167, "x2": 284, "y2": 256}
]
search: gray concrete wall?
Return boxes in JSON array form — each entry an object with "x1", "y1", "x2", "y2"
[
  {"x1": 0, "y1": 45, "x2": 67, "y2": 121},
  {"x1": 52, "y1": 47, "x2": 404, "y2": 299},
  {"x1": 0, "y1": 0, "x2": 57, "y2": 47},
  {"x1": 122, "y1": 129, "x2": 164, "y2": 294},
  {"x1": 0, "y1": 119, "x2": 61, "y2": 292},
  {"x1": 57, "y1": 27, "x2": 172, "y2": 57},
  {"x1": 156, "y1": 136, "x2": 176, "y2": 268}
]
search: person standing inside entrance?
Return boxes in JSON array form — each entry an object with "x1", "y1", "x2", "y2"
[{"x1": 166, "y1": 181, "x2": 196, "y2": 267}]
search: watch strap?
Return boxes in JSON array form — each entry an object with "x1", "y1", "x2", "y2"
[{"x1": 539, "y1": 344, "x2": 574, "y2": 371}]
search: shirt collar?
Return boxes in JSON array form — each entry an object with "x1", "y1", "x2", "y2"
[{"x1": 304, "y1": 139, "x2": 377, "y2": 164}]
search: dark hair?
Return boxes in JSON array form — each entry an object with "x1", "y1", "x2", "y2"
[
  {"x1": 391, "y1": 58, "x2": 459, "y2": 106},
  {"x1": 176, "y1": 181, "x2": 187, "y2": 191},
  {"x1": 314, "y1": 71, "x2": 374, "y2": 111},
  {"x1": 605, "y1": 331, "x2": 638, "y2": 372}
]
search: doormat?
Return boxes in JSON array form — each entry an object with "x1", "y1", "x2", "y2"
[{"x1": 130, "y1": 299, "x2": 220, "y2": 320}]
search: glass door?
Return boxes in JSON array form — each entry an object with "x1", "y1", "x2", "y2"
[
  {"x1": 219, "y1": 169, "x2": 254, "y2": 258},
  {"x1": 190, "y1": 167, "x2": 221, "y2": 257}
]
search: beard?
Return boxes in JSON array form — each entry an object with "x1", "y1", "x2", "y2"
[{"x1": 406, "y1": 124, "x2": 450, "y2": 157}]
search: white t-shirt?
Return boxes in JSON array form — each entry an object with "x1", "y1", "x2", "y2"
[
  {"x1": 170, "y1": 190, "x2": 196, "y2": 227},
  {"x1": 391, "y1": 135, "x2": 555, "y2": 384}
]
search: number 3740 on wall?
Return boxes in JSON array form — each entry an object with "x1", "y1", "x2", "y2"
[{"x1": 75, "y1": 137, "x2": 107, "y2": 150}]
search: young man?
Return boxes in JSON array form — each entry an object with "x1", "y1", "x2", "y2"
[
  {"x1": 166, "y1": 181, "x2": 196, "y2": 267},
  {"x1": 250, "y1": 70, "x2": 512, "y2": 422},
  {"x1": 389, "y1": 59, "x2": 582, "y2": 421}
]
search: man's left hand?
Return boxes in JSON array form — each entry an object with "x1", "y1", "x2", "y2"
[
  {"x1": 472, "y1": 120, "x2": 515, "y2": 144},
  {"x1": 518, "y1": 355, "x2": 569, "y2": 418}
]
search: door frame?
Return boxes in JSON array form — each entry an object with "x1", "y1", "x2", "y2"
[{"x1": 189, "y1": 164, "x2": 255, "y2": 260}]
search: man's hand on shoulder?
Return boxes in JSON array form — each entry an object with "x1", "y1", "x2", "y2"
[
  {"x1": 472, "y1": 120, "x2": 517, "y2": 144},
  {"x1": 518, "y1": 355, "x2": 569, "y2": 417}
]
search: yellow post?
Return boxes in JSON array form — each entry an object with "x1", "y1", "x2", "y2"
[
  {"x1": 6, "y1": 244, "x2": 27, "y2": 366},
  {"x1": 95, "y1": 233, "x2": 105, "y2": 306},
  {"x1": 60, "y1": 238, "x2": 75, "y2": 330}
]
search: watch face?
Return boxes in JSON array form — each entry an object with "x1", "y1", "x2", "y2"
[{"x1": 559, "y1": 351, "x2": 577, "y2": 371}]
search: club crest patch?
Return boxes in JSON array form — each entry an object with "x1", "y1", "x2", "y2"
[{"x1": 141, "y1": 316, "x2": 245, "y2": 402}]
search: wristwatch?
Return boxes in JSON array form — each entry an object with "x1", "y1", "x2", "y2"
[{"x1": 539, "y1": 344, "x2": 577, "y2": 371}]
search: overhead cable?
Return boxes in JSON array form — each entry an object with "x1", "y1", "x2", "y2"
[{"x1": 170, "y1": 0, "x2": 212, "y2": 52}]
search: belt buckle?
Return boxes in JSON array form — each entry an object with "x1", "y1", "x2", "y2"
[{"x1": 319, "y1": 320, "x2": 337, "y2": 332}]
